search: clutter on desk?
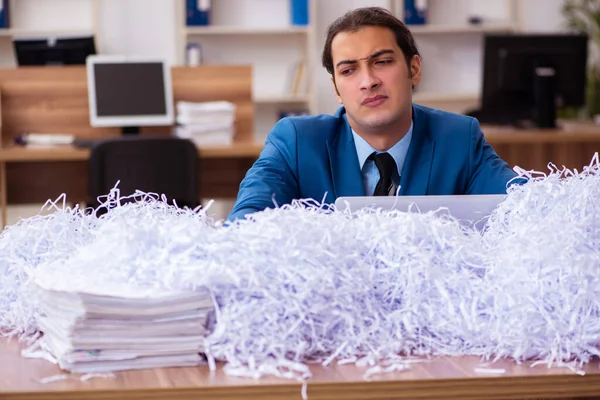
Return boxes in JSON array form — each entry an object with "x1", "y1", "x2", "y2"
[
  {"x1": 14, "y1": 133, "x2": 75, "y2": 147},
  {"x1": 174, "y1": 100, "x2": 235, "y2": 145},
  {"x1": 32, "y1": 280, "x2": 211, "y2": 373},
  {"x1": 1, "y1": 154, "x2": 600, "y2": 380}
]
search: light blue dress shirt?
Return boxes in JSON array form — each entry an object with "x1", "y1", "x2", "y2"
[{"x1": 351, "y1": 121, "x2": 413, "y2": 196}]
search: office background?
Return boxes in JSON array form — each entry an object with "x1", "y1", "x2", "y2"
[
  {"x1": 0, "y1": 0, "x2": 588, "y2": 224},
  {"x1": 0, "y1": 0, "x2": 569, "y2": 135}
]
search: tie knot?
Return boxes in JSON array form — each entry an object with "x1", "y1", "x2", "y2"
[{"x1": 369, "y1": 152, "x2": 397, "y2": 180}]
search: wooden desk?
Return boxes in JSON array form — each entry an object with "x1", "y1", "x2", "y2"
[
  {"x1": 482, "y1": 123, "x2": 600, "y2": 172},
  {"x1": 1, "y1": 339, "x2": 600, "y2": 400},
  {"x1": 0, "y1": 64, "x2": 260, "y2": 228},
  {"x1": 3, "y1": 124, "x2": 600, "y2": 228},
  {"x1": 0, "y1": 142, "x2": 264, "y2": 162},
  {"x1": 0, "y1": 141, "x2": 264, "y2": 228}
]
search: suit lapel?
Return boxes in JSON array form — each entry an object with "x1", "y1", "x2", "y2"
[
  {"x1": 399, "y1": 105, "x2": 434, "y2": 195},
  {"x1": 327, "y1": 109, "x2": 365, "y2": 198}
]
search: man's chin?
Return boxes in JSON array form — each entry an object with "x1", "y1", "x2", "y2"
[{"x1": 360, "y1": 113, "x2": 397, "y2": 130}]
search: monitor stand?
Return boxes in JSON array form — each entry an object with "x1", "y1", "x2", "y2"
[
  {"x1": 122, "y1": 126, "x2": 140, "y2": 135},
  {"x1": 533, "y1": 67, "x2": 557, "y2": 129}
]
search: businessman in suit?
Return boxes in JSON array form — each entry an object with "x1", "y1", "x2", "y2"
[{"x1": 228, "y1": 7, "x2": 517, "y2": 221}]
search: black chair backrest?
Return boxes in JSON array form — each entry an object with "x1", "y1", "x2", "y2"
[{"x1": 89, "y1": 136, "x2": 199, "y2": 209}]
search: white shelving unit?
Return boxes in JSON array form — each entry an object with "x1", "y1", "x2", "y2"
[
  {"x1": 184, "y1": 26, "x2": 311, "y2": 35},
  {"x1": 408, "y1": 22, "x2": 517, "y2": 35},
  {"x1": 255, "y1": 94, "x2": 311, "y2": 104},
  {"x1": 0, "y1": 28, "x2": 96, "y2": 37},
  {"x1": 178, "y1": 0, "x2": 318, "y2": 140},
  {"x1": 0, "y1": 0, "x2": 100, "y2": 67},
  {"x1": 385, "y1": 0, "x2": 520, "y2": 114}
]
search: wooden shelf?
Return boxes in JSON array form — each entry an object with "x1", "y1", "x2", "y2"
[
  {"x1": 254, "y1": 95, "x2": 310, "y2": 104},
  {"x1": 0, "y1": 28, "x2": 95, "y2": 37},
  {"x1": 0, "y1": 142, "x2": 264, "y2": 162},
  {"x1": 409, "y1": 23, "x2": 517, "y2": 34},
  {"x1": 184, "y1": 26, "x2": 310, "y2": 36},
  {"x1": 413, "y1": 92, "x2": 479, "y2": 103}
]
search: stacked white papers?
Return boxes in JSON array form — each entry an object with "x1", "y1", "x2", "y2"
[
  {"x1": 32, "y1": 279, "x2": 213, "y2": 373},
  {"x1": 175, "y1": 101, "x2": 236, "y2": 146}
]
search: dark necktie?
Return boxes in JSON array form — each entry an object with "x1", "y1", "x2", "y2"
[{"x1": 370, "y1": 152, "x2": 398, "y2": 196}]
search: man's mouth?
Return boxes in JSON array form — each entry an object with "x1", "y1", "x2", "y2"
[{"x1": 362, "y1": 95, "x2": 388, "y2": 107}]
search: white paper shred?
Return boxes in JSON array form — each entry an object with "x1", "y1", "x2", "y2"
[
  {"x1": 473, "y1": 367, "x2": 506, "y2": 374},
  {"x1": 1, "y1": 155, "x2": 600, "y2": 381},
  {"x1": 38, "y1": 372, "x2": 115, "y2": 384}
]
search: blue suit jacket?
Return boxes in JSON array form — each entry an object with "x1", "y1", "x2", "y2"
[{"x1": 228, "y1": 105, "x2": 517, "y2": 221}]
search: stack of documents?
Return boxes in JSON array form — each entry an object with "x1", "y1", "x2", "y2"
[
  {"x1": 174, "y1": 101, "x2": 236, "y2": 146},
  {"x1": 32, "y1": 280, "x2": 213, "y2": 373}
]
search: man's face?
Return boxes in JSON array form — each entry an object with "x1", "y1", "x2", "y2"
[{"x1": 330, "y1": 26, "x2": 421, "y2": 134}]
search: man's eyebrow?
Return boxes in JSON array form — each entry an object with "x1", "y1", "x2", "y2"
[{"x1": 335, "y1": 49, "x2": 395, "y2": 69}]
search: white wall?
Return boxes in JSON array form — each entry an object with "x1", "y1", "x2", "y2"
[
  {"x1": 4, "y1": 0, "x2": 569, "y2": 116},
  {"x1": 519, "y1": 0, "x2": 566, "y2": 32},
  {"x1": 11, "y1": 0, "x2": 94, "y2": 30},
  {"x1": 97, "y1": 0, "x2": 178, "y2": 64}
]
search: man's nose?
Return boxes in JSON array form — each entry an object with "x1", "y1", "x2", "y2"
[{"x1": 360, "y1": 68, "x2": 381, "y2": 91}]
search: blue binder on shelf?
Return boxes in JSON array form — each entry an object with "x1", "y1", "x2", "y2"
[
  {"x1": 186, "y1": 0, "x2": 211, "y2": 26},
  {"x1": 290, "y1": 0, "x2": 309, "y2": 26},
  {"x1": 404, "y1": 0, "x2": 427, "y2": 25},
  {"x1": 0, "y1": 0, "x2": 10, "y2": 29}
]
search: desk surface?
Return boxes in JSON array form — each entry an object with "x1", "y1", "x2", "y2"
[
  {"x1": 0, "y1": 142, "x2": 264, "y2": 162},
  {"x1": 481, "y1": 124, "x2": 600, "y2": 144},
  {"x1": 1, "y1": 124, "x2": 600, "y2": 163},
  {"x1": 1, "y1": 127, "x2": 600, "y2": 164},
  {"x1": 1, "y1": 339, "x2": 600, "y2": 400}
]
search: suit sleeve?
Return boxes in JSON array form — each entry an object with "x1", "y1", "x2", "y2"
[
  {"x1": 466, "y1": 119, "x2": 522, "y2": 194},
  {"x1": 227, "y1": 118, "x2": 299, "y2": 221}
]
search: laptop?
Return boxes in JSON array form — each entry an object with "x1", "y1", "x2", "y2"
[{"x1": 334, "y1": 194, "x2": 506, "y2": 230}]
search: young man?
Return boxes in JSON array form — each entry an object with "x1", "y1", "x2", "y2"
[{"x1": 228, "y1": 7, "x2": 516, "y2": 221}]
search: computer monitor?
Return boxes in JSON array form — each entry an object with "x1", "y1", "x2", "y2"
[
  {"x1": 13, "y1": 36, "x2": 96, "y2": 66},
  {"x1": 478, "y1": 33, "x2": 588, "y2": 128},
  {"x1": 86, "y1": 55, "x2": 174, "y2": 134}
]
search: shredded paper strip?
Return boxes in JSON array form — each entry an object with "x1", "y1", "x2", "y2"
[{"x1": 1, "y1": 155, "x2": 600, "y2": 380}]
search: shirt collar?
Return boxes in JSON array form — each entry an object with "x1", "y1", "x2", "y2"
[{"x1": 351, "y1": 120, "x2": 414, "y2": 172}]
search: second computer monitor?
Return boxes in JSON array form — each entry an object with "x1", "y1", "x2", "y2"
[
  {"x1": 481, "y1": 33, "x2": 588, "y2": 127},
  {"x1": 86, "y1": 55, "x2": 174, "y2": 132},
  {"x1": 14, "y1": 36, "x2": 96, "y2": 66}
]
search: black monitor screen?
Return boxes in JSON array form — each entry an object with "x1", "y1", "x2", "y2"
[
  {"x1": 482, "y1": 34, "x2": 588, "y2": 115},
  {"x1": 14, "y1": 36, "x2": 96, "y2": 66},
  {"x1": 93, "y1": 62, "x2": 168, "y2": 117}
]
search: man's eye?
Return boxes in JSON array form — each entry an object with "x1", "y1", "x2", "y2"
[
  {"x1": 340, "y1": 69, "x2": 353, "y2": 76},
  {"x1": 375, "y1": 59, "x2": 393, "y2": 65}
]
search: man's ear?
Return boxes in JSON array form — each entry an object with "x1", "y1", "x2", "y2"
[
  {"x1": 410, "y1": 55, "x2": 422, "y2": 88},
  {"x1": 330, "y1": 75, "x2": 342, "y2": 104}
]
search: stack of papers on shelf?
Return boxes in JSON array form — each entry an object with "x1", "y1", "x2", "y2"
[
  {"x1": 32, "y1": 279, "x2": 213, "y2": 373},
  {"x1": 174, "y1": 101, "x2": 236, "y2": 146}
]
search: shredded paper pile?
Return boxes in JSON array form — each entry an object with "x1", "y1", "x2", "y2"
[{"x1": 1, "y1": 155, "x2": 600, "y2": 380}]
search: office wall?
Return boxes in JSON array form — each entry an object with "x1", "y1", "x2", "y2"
[
  {"x1": 11, "y1": 0, "x2": 567, "y2": 116},
  {"x1": 12, "y1": 0, "x2": 95, "y2": 30},
  {"x1": 518, "y1": 0, "x2": 566, "y2": 32},
  {"x1": 97, "y1": 0, "x2": 178, "y2": 63}
]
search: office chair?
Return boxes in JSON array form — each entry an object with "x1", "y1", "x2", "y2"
[{"x1": 88, "y1": 136, "x2": 200, "y2": 213}]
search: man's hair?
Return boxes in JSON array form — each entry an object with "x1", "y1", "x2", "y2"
[{"x1": 321, "y1": 7, "x2": 420, "y2": 76}]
